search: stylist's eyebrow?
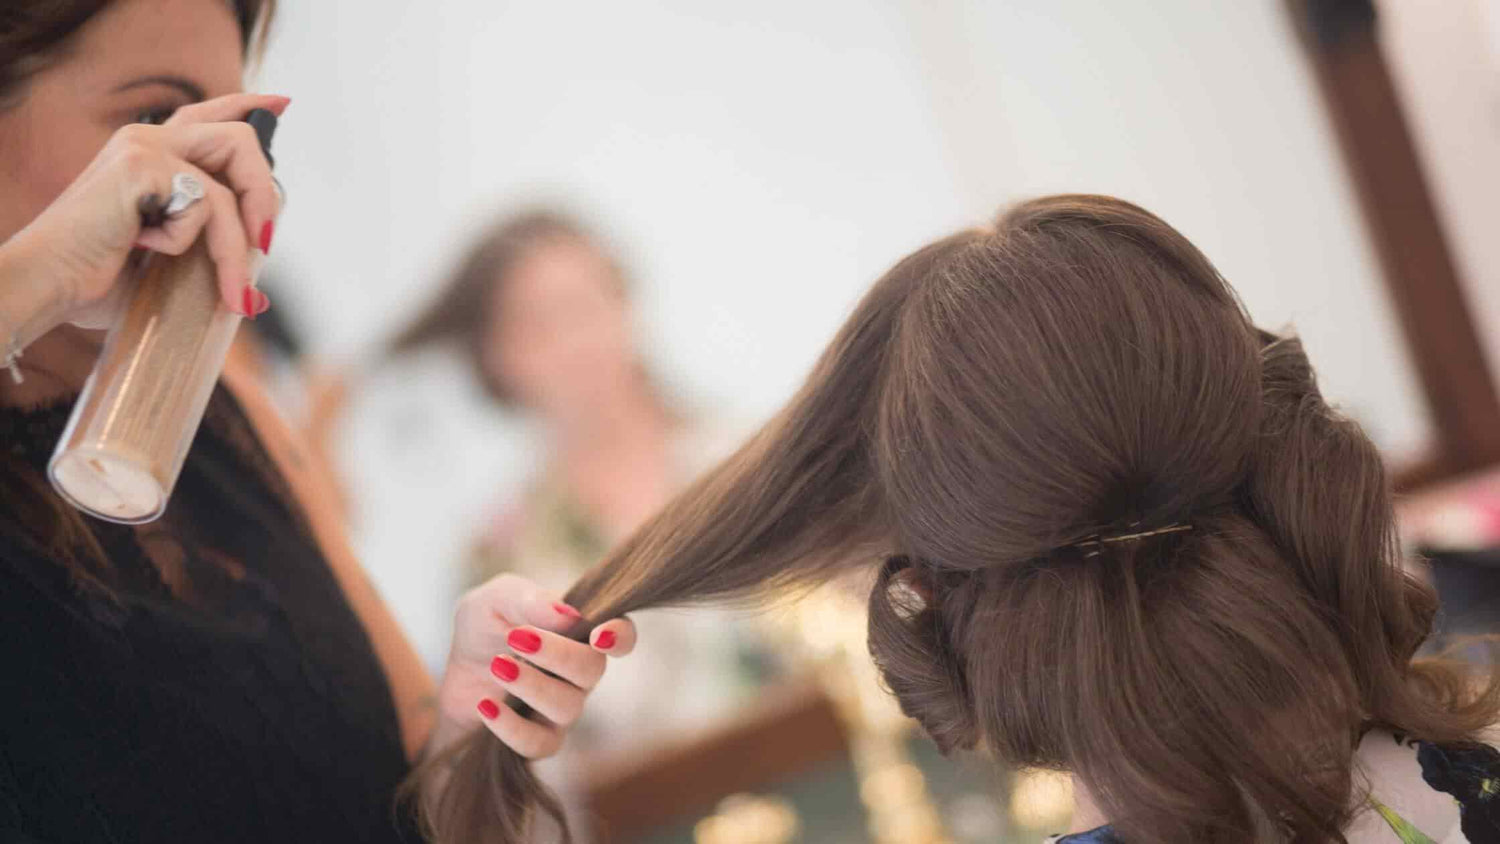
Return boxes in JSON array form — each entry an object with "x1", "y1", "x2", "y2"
[{"x1": 112, "y1": 75, "x2": 206, "y2": 102}]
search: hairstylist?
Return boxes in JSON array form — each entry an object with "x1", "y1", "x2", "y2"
[{"x1": 0, "y1": 2, "x2": 634, "y2": 841}]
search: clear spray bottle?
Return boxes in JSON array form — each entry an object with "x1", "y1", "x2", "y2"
[{"x1": 49, "y1": 109, "x2": 280, "y2": 523}]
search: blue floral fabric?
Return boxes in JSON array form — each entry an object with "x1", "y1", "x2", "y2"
[
  {"x1": 1409, "y1": 736, "x2": 1500, "y2": 842},
  {"x1": 1049, "y1": 825, "x2": 1121, "y2": 843}
]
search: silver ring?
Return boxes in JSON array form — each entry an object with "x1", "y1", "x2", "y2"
[{"x1": 163, "y1": 172, "x2": 205, "y2": 216}]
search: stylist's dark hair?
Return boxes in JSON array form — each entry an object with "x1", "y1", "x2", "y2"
[
  {"x1": 0, "y1": 0, "x2": 276, "y2": 108},
  {"x1": 411, "y1": 194, "x2": 1500, "y2": 843},
  {"x1": 386, "y1": 210, "x2": 621, "y2": 401}
]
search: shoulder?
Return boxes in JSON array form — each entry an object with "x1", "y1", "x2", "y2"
[
  {"x1": 1354, "y1": 729, "x2": 1500, "y2": 843},
  {"x1": 1045, "y1": 827, "x2": 1121, "y2": 844}
]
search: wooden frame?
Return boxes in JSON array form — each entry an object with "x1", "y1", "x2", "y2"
[
  {"x1": 582, "y1": 679, "x2": 848, "y2": 842},
  {"x1": 1285, "y1": 0, "x2": 1500, "y2": 491}
]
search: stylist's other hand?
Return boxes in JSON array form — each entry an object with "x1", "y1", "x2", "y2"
[
  {"x1": 439, "y1": 573, "x2": 636, "y2": 759},
  {"x1": 4, "y1": 92, "x2": 288, "y2": 331}
]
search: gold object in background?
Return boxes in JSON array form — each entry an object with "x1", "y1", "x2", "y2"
[
  {"x1": 693, "y1": 794, "x2": 802, "y2": 844},
  {"x1": 763, "y1": 584, "x2": 954, "y2": 844},
  {"x1": 1009, "y1": 770, "x2": 1074, "y2": 831}
]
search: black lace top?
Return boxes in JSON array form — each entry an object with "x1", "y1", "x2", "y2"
[{"x1": 0, "y1": 387, "x2": 418, "y2": 843}]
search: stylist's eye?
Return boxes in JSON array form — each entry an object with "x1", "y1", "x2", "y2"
[{"x1": 133, "y1": 105, "x2": 177, "y2": 126}]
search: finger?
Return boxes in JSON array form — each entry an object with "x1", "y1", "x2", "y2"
[
  {"x1": 120, "y1": 156, "x2": 257, "y2": 315},
  {"x1": 477, "y1": 573, "x2": 584, "y2": 633},
  {"x1": 197, "y1": 174, "x2": 262, "y2": 316},
  {"x1": 163, "y1": 92, "x2": 290, "y2": 128},
  {"x1": 160, "y1": 122, "x2": 278, "y2": 253},
  {"x1": 506, "y1": 627, "x2": 606, "y2": 691},
  {"x1": 475, "y1": 698, "x2": 563, "y2": 760},
  {"x1": 590, "y1": 617, "x2": 637, "y2": 657},
  {"x1": 130, "y1": 163, "x2": 215, "y2": 256},
  {"x1": 489, "y1": 655, "x2": 586, "y2": 726}
]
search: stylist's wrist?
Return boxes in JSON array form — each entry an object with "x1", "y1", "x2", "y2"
[
  {"x1": 423, "y1": 682, "x2": 475, "y2": 759},
  {"x1": 0, "y1": 225, "x2": 77, "y2": 348}
]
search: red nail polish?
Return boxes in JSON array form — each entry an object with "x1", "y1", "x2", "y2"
[
  {"x1": 553, "y1": 602, "x2": 581, "y2": 619},
  {"x1": 490, "y1": 655, "x2": 520, "y2": 682},
  {"x1": 594, "y1": 630, "x2": 617, "y2": 651},
  {"x1": 508, "y1": 629, "x2": 542, "y2": 654},
  {"x1": 259, "y1": 220, "x2": 274, "y2": 253},
  {"x1": 240, "y1": 285, "x2": 256, "y2": 317},
  {"x1": 477, "y1": 699, "x2": 500, "y2": 720}
]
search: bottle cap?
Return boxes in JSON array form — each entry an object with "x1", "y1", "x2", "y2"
[{"x1": 244, "y1": 108, "x2": 278, "y2": 169}]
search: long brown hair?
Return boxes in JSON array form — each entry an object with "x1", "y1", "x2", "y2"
[{"x1": 412, "y1": 195, "x2": 1499, "y2": 843}]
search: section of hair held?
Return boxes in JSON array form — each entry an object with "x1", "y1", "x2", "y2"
[{"x1": 402, "y1": 232, "x2": 967, "y2": 843}]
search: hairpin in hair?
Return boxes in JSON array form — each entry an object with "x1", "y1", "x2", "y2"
[{"x1": 1073, "y1": 523, "x2": 1193, "y2": 557}]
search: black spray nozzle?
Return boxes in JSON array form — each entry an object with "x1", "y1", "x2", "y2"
[{"x1": 244, "y1": 108, "x2": 278, "y2": 169}]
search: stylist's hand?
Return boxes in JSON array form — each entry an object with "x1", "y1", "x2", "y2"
[
  {"x1": 3, "y1": 92, "x2": 287, "y2": 332},
  {"x1": 435, "y1": 573, "x2": 636, "y2": 759}
]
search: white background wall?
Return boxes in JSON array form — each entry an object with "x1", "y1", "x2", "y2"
[
  {"x1": 258, "y1": 0, "x2": 1448, "y2": 454},
  {"x1": 1379, "y1": 0, "x2": 1500, "y2": 407},
  {"x1": 251, "y1": 1, "x2": 1499, "y2": 659}
]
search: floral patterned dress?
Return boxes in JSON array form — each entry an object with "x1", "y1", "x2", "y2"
[
  {"x1": 466, "y1": 421, "x2": 779, "y2": 759},
  {"x1": 1047, "y1": 731, "x2": 1500, "y2": 843}
]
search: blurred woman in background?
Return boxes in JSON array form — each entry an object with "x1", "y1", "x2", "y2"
[
  {"x1": 389, "y1": 212, "x2": 682, "y2": 588},
  {"x1": 341, "y1": 211, "x2": 774, "y2": 835}
]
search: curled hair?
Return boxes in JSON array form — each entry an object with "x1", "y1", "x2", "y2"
[
  {"x1": 867, "y1": 556, "x2": 979, "y2": 754},
  {"x1": 410, "y1": 195, "x2": 1499, "y2": 843}
]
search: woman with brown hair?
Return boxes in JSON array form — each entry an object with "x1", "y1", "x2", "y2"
[
  {"x1": 316, "y1": 211, "x2": 695, "y2": 672},
  {"x1": 419, "y1": 195, "x2": 1500, "y2": 843},
  {"x1": 346, "y1": 210, "x2": 770, "y2": 836},
  {"x1": 0, "y1": 2, "x2": 634, "y2": 841},
  {"x1": 385, "y1": 212, "x2": 684, "y2": 581}
]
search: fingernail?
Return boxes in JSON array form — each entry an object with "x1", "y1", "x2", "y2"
[
  {"x1": 594, "y1": 630, "x2": 617, "y2": 651},
  {"x1": 240, "y1": 286, "x2": 270, "y2": 319},
  {"x1": 553, "y1": 602, "x2": 581, "y2": 619},
  {"x1": 477, "y1": 699, "x2": 500, "y2": 720},
  {"x1": 259, "y1": 220, "x2": 274, "y2": 253},
  {"x1": 490, "y1": 655, "x2": 520, "y2": 682},
  {"x1": 508, "y1": 629, "x2": 542, "y2": 654}
]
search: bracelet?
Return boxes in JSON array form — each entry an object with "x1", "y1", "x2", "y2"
[{"x1": 0, "y1": 309, "x2": 24, "y2": 385}]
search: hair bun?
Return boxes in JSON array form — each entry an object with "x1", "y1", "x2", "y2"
[{"x1": 867, "y1": 557, "x2": 980, "y2": 753}]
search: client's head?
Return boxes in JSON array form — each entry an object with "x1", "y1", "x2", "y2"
[{"x1": 416, "y1": 195, "x2": 1497, "y2": 844}]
